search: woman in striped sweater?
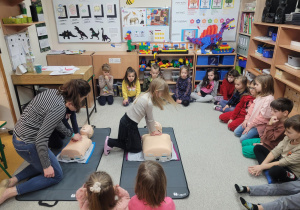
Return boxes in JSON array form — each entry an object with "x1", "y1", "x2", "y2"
[{"x1": 0, "y1": 79, "x2": 90, "y2": 205}]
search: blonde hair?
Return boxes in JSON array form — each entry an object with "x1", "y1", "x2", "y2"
[
  {"x1": 144, "y1": 78, "x2": 177, "y2": 110},
  {"x1": 180, "y1": 65, "x2": 190, "y2": 78},
  {"x1": 85, "y1": 171, "x2": 117, "y2": 210},
  {"x1": 135, "y1": 161, "x2": 167, "y2": 208},
  {"x1": 255, "y1": 74, "x2": 274, "y2": 97},
  {"x1": 102, "y1": 63, "x2": 111, "y2": 72}
]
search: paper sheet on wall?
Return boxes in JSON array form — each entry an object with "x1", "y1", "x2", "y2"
[
  {"x1": 36, "y1": 26, "x2": 48, "y2": 36},
  {"x1": 39, "y1": 39, "x2": 50, "y2": 49}
]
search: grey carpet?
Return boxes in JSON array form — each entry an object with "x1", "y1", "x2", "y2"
[{"x1": 3, "y1": 97, "x2": 280, "y2": 210}]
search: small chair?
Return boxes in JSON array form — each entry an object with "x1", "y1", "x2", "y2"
[{"x1": 0, "y1": 121, "x2": 11, "y2": 178}]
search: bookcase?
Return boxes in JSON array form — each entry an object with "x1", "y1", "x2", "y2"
[
  {"x1": 245, "y1": 22, "x2": 300, "y2": 116},
  {"x1": 138, "y1": 53, "x2": 196, "y2": 91}
]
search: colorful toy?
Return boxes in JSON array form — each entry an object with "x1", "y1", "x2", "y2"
[
  {"x1": 187, "y1": 18, "x2": 236, "y2": 54},
  {"x1": 152, "y1": 44, "x2": 159, "y2": 54},
  {"x1": 124, "y1": 31, "x2": 136, "y2": 52},
  {"x1": 178, "y1": 58, "x2": 184, "y2": 65},
  {"x1": 171, "y1": 59, "x2": 180, "y2": 68},
  {"x1": 139, "y1": 42, "x2": 151, "y2": 54},
  {"x1": 139, "y1": 57, "x2": 147, "y2": 71},
  {"x1": 212, "y1": 43, "x2": 235, "y2": 54}
]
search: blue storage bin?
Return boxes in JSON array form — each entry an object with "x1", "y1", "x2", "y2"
[
  {"x1": 272, "y1": 32, "x2": 277, "y2": 42},
  {"x1": 197, "y1": 56, "x2": 219, "y2": 65},
  {"x1": 219, "y1": 70, "x2": 229, "y2": 80},
  {"x1": 197, "y1": 56, "x2": 209, "y2": 65},
  {"x1": 195, "y1": 70, "x2": 206, "y2": 80},
  {"x1": 239, "y1": 60, "x2": 247, "y2": 68},
  {"x1": 219, "y1": 55, "x2": 235, "y2": 65}
]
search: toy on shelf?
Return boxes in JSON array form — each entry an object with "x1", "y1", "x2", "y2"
[
  {"x1": 152, "y1": 44, "x2": 159, "y2": 54},
  {"x1": 185, "y1": 58, "x2": 193, "y2": 68},
  {"x1": 139, "y1": 42, "x2": 151, "y2": 54},
  {"x1": 140, "y1": 57, "x2": 147, "y2": 71},
  {"x1": 171, "y1": 59, "x2": 180, "y2": 68},
  {"x1": 124, "y1": 31, "x2": 136, "y2": 52},
  {"x1": 187, "y1": 18, "x2": 236, "y2": 54},
  {"x1": 212, "y1": 42, "x2": 235, "y2": 54}
]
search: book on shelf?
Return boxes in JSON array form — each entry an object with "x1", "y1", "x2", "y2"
[{"x1": 240, "y1": 12, "x2": 254, "y2": 35}]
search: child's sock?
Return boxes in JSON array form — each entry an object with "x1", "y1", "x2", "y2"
[
  {"x1": 240, "y1": 197, "x2": 258, "y2": 210},
  {"x1": 234, "y1": 184, "x2": 248, "y2": 193}
]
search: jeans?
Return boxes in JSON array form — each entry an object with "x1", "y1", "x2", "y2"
[
  {"x1": 123, "y1": 97, "x2": 135, "y2": 106},
  {"x1": 234, "y1": 124, "x2": 259, "y2": 142},
  {"x1": 13, "y1": 135, "x2": 63, "y2": 195},
  {"x1": 98, "y1": 95, "x2": 114, "y2": 106},
  {"x1": 219, "y1": 99, "x2": 235, "y2": 113}
]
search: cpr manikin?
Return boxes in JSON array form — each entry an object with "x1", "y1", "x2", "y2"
[
  {"x1": 60, "y1": 124, "x2": 94, "y2": 160},
  {"x1": 142, "y1": 122, "x2": 172, "y2": 162}
]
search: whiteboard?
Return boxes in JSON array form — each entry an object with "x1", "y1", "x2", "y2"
[
  {"x1": 52, "y1": 0, "x2": 121, "y2": 43},
  {"x1": 171, "y1": 0, "x2": 240, "y2": 42},
  {"x1": 121, "y1": 7, "x2": 170, "y2": 42}
]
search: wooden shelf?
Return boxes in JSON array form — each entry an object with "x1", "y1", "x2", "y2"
[
  {"x1": 247, "y1": 68, "x2": 263, "y2": 76},
  {"x1": 279, "y1": 45, "x2": 300, "y2": 53},
  {"x1": 195, "y1": 53, "x2": 237, "y2": 56},
  {"x1": 254, "y1": 22, "x2": 281, "y2": 27},
  {"x1": 281, "y1": 24, "x2": 300, "y2": 30},
  {"x1": 239, "y1": 32, "x2": 251, "y2": 36},
  {"x1": 276, "y1": 65, "x2": 300, "y2": 79},
  {"x1": 252, "y1": 37, "x2": 276, "y2": 46},
  {"x1": 275, "y1": 76, "x2": 300, "y2": 93},
  {"x1": 250, "y1": 54, "x2": 273, "y2": 65},
  {"x1": 3, "y1": 21, "x2": 45, "y2": 26},
  {"x1": 139, "y1": 53, "x2": 194, "y2": 57},
  {"x1": 196, "y1": 64, "x2": 234, "y2": 67},
  {"x1": 144, "y1": 67, "x2": 181, "y2": 70},
  {"x1": 140, "y1": 80, "x2": 176, "y2": 85}
]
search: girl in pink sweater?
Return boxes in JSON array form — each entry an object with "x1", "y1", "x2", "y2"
[
  {"x1": 128, "y1": 161, "x2": 175, "y2": 210},
  {"x1": 76, "y1": 171, "x2": 130, "y2": 210},
  {"x1": 234, "y1": 74, "x2": 274, "y2": 142}
]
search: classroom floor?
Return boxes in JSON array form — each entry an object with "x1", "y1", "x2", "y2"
[{"x1": 1, "y1": 97, "x2": 280, "y2": 209}]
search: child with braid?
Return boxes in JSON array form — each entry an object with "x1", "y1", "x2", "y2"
[{"x1": 76, "y1": 171, "x2": 130, "y2": 210}]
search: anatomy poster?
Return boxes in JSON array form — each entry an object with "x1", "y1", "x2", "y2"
[
  {"x1": 171, "y1": 0, "x2": 240, "y2": 42},
  {"x1": 53, "y1": 0, "x2": 121, "y2": 43},
  {"x1": 121, "y1": 7, "x2": 170, "y2": 42}
]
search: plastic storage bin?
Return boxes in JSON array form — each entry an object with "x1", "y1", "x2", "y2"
[
  {"x1": 197, "y1": 56, "x2": 219, "y2": 65},
  {"x1": 195, "y1": 70, "x2": 206, "y2": 80},
  {"x1": 162, "y1": 71, "x2": 172, "y2": 80},
  {"x1": 219, "y1": 70, "x2": 229, "y2": 80},
  {"x1": 219, "y1": 56, "x2": 235, "y2": 65},
  {"x1": 239, "y1": 59, "x2": 247, "y2": 68}
]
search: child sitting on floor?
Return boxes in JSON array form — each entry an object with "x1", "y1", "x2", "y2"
[
  {"x1": 143, "y1": 64, "x2": 163, "y2": 91},
  {"x1": 234, "y1": 74, "x2": 274, "y2": 142},
  {"x1": 215, "y1": 76, "x2": 248, "y2": 113},
  {"x1": 98, "y1": 63, "x2": 114, "y2": 106},
  {"x1": 214, "y1": 69, "x2": 240, "y2": 104},
  {"x1": 219, "y1": 79, "x2": 256, "y2": 131},
  {"x1": 190, "y1": 69, "x2": 219, "y2": 103},
  {"x1": 248, "y1": 115, "x2": 300, "y2": 183},
  {"x1": 172, "y1": 65, "x2": 192, "y2": 107},
  {"x1": 235, "y1": 179, "x2": 300, "y2": 210},
  {"x1": 76, "y1": 171, "x2": 130, "y2": 210},
  {"x1": 128, "y1": 160, "x2": 175, "y2": 210},
  {"x1": 242, "y1": 98, "x2": 293, "y2": 159},
  {"x1": 122, "y1": 67, "x2": 140, "y2": 106}
]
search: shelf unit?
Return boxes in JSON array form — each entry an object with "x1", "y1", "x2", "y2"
[
  {"x1": 2, "y1": 21, "x2": 45, "y2": 35},
  {"x1": 194, "y1": 53, "x2": 237, "y2": 83},
  {"x1": 138, "y1": 52, "x2": 196, "y2": 90},
  {"x1": 246, "y1": 22, "x2": 300, "y2": 115}
]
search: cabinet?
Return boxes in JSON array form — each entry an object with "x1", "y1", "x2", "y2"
[
  {"x1": 245, "y1": 22, "x2": 300, "y2": 115},
  {"x1": 195, "y1": 53, "x2": 237, "y2": 84},
  {"x1": 138, "y1": 53, "x2": 196, "y2": 89}
]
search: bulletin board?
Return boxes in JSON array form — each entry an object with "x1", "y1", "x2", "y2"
[
  {"x1": 121, "y1": 7, "x2": 170, "y2": 42},
  {"x1": 171, "y1": 0, "x2": 240, "y2": 42},
  {"x1": 5, "y1": 32, "x2": 31, "y2": 70},
  {"x1": 52, "y1": 0, "x2": 121, "y2": 43}
]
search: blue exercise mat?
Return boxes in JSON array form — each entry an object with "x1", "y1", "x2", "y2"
[
  {"x1": 119, "y1": 127, "x2": 189, "y2": 199},
  {"x1": 16, "y1": 128, "x2": 110, "y2": 201}
]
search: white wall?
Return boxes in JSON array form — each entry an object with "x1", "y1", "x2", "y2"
[{"x1": 0, "y1": 0, "x2": 239, "y2": 128}]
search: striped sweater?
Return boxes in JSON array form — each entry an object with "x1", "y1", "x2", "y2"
[{"x1": 14, "y1": 89, "x2": 72, "y2": 169}]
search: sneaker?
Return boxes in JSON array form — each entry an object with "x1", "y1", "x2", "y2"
[
  {"x1": 104, "y1": 136, "x2": 112, "y2": 156},
  {"x1": 213, "y1": 105, "x2": 221, "y2": 109},
  {"x1": 215, "y1": 106, "x2": 222, "y2": 111}
]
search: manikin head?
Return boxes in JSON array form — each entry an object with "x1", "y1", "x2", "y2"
[{"x1": 80, "y1": 124, "x2": 94, "y2": 138}]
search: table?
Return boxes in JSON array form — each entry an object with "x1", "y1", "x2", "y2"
[
  {"x1": 0, "y1": 121, "x2": 11, "y2": 178},
  {"x1": 11, "y1": 66, "x2": 97, "y2": 124}
]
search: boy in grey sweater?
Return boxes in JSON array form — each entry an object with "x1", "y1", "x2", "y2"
[{"x1": 98, "y1": 63, "x2": 114, "y2": 106}]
